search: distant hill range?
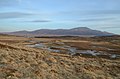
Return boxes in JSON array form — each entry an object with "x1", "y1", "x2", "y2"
[{"x1": 6, "y1": 27, "x2": 115, "y2": 37}]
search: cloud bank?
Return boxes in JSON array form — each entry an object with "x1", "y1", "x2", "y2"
[
  {"x1": 0, "y1": 12, "x2": 32, "y2": 19},
  {"x1": 29, "y1": 20, "x2": 51, "y2": 22},
  {"x1": 78, "y1": 18, "x2": 115, "y2": 22}
]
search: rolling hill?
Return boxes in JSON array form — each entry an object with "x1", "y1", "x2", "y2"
[{"x1": 7, "y1": 27, "x2": 115, "y2": 37}]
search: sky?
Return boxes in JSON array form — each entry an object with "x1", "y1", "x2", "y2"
[{"x1": 0, "y1": 0, "x2": 120, "y2": 34}]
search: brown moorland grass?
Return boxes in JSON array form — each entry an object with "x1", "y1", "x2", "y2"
[{"x1": 0, "y1": 35, "x2": 120, "y2": 79}]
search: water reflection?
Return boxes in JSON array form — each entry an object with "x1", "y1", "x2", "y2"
[{"x1": 27, "y1": 42, "x2": 120, "y2": 59}]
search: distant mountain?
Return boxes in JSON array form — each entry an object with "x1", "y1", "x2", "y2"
[{"x1": 6, "y1": 27, "x2": 115, "y2": 37}]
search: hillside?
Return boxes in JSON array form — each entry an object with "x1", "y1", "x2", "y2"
[{"x1": 7, "y1": 27, "x2": 114, "y2": 37}]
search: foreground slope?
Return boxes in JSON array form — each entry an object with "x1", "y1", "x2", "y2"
[{"x1": 0, "y1": 35, "x2": 120, "y2": 79}]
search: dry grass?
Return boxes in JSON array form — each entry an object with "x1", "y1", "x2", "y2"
[{"x1": 0, "y1": 35, "x2": 120, "y2": 79}]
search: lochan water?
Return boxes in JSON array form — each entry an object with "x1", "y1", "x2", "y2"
[{"x1": 27, "y1": 42, "x2": 120, "y2": 59}]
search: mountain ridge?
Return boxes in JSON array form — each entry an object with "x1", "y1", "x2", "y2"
[{"x1": 6, "y1": 27, "x2": 115, "y2": 37}]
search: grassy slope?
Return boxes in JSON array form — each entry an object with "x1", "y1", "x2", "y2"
[{"x1": 0, "y1": 35, "x2": 120, "y2": 79}]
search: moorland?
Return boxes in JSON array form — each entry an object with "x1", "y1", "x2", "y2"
[{"x1": 0, "y1": 34, "x2": 120, "y2": 79}]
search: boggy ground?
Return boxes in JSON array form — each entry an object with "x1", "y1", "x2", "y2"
[{"x1": 0, "y1": 35, "x2": 120, "y2": 79}]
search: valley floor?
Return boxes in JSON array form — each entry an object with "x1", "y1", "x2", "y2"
[{"x1": 0, "y1": 35, "x2": 120, "y2": 79}]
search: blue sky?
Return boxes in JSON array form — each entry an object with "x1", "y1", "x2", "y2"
[{"x1": 0, "y1": 0, "x2": 120, "y2": 34}]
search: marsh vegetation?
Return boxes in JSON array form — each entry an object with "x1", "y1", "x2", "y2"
[{"x1": 0, "y1": 35, "x2": 120, "y2": 79}]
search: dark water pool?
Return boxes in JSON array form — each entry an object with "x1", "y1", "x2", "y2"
[{"x1": 27, "y1": 42, "x2": 120, "y2": 59}]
